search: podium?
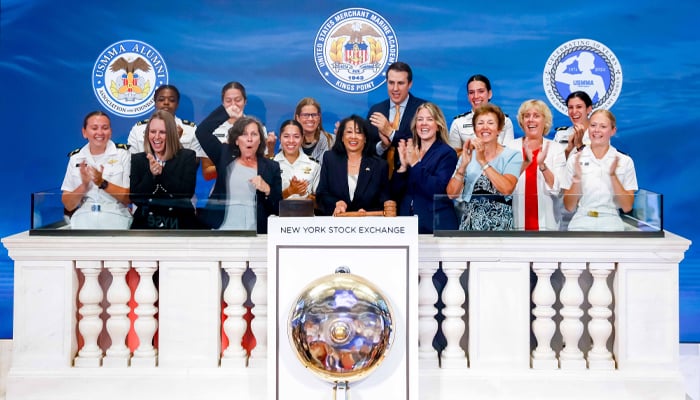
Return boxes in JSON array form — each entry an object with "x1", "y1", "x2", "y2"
[{"x1": 267, "y1": 216, "x2": 419, "y2": 399}]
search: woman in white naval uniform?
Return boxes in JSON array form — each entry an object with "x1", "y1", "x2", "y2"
[
  {"x1": 61, "y1": 111, "x2": 132, "y2": 229},
  {"x1": 508, "y1": 100, "x2": 567, "y2": 231},
  {"x1": 553, "y1": 91, "x2": 593, "y2": 159},
  {"x1": 273, "y1": 119, "x2": 320, "y2": 200},
  {"x1": 448, "y1": 74, "x2": 514, "y2": 153},
  {"x1": 563, "y1": 110, "x2": 637, "y2": 231}
]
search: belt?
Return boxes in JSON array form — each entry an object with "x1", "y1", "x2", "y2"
[{"x1": 583, "y1": 209, "x2": 618, "y2": 218}]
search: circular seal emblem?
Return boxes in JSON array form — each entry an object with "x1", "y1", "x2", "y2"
[
  {"x1": 543, "y1": 39, "x2": 622, "y2": 115},
  {"x1": 92, "y1": 40, "x2": 169, "y2": 117},
  {"x1": 314, "y1": 8, "x2": 398, "y2": 94}
]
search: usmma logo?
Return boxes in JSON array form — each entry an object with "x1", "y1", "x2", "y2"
[
  {"x1": 92, "y1": 40, "x2": 169, "y2": 117},
  {"x1": 543, "y1": 39, "x2": 622, "y2": 115},
  {"x1": 314, "y1": 8, "x2": 398, "y2": 94}
]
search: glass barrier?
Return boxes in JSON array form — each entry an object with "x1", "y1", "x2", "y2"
[
  {"x1": 433, "y1": 189, "x2": 663, "y2": 237},
  {"x1": 30, "y1": 190, "x2": 258, "y2": 235}
]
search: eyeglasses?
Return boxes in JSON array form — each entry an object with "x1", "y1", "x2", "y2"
[{"x1": 299, "y1": 113, "x2": 320, "y2": 119}]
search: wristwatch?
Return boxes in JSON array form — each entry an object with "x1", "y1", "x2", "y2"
[
  {"x1": 539, "y1": 164, "x2": 548, "y2": 172},
  {"x1": 98, "y1": 180, "x2": 109, "y2": 190}
]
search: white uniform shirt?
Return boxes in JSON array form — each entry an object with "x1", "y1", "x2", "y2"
[
  {"x1": 274, "y1": 151, "x2": 320, "y2": 198},
  {"x1": 553, "y1": 126, "x2": 591, "y2": 147},
  {"x1": 508, "y1": 138, "x2": 567, "y2": 231},
  {"x1": 127, "y1": 116, "x2": 205, "y2": 157},
  {"x1": 562, "y1": 145, "x2": 638, "y2": 231},
  {"x1": 448, "y1": 111, "x2": 515, "y2": 148},
  {"x1": 61, "y1": 141, "x2": 132, "y2": 226}
]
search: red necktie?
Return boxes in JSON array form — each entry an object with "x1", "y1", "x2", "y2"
[{"x1": 524, "y1": 148, "x2": 540, "y2": 230}]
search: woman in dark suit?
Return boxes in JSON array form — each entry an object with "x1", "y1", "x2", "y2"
[
  {"x1": 316, "y1": 115, "x2": 390, "y2": 216},
  {"x1": 391, "y1": 102, "x2": 459, "y2": 233},
  {"x1": 195, "y1": 104, "x2": 281, "y2": 233},
  {"x1": 130, "y1": 110, "x2": 199, "y2": 229}
]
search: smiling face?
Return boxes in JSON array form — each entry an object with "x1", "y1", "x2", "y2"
[
  {"x1": 567, "y1": 97, "x2": 592, "y2": 126},
  {"x1": 521, "y1": 107, "x2": 547, "y2": 139},
  {"x1": 386, "y1": 69, "x2": 412, "y2": 105},
  {"x1": 474, "y1": 112, "x2": 500, "y2": 143},
  {"x1": 588, "y1": 111, "x2": 616, "y2": 146},
  {"x1": 155, "y1": 88, "x2": 179, "y2": 114},
  {"x1": 280, "y1": 123, "x2": 302, "y2": 157},
  {"x1": 82, "y1": 114, "x2": 112, "y2": 154},
  {"x1": 148, "y1": 118, "x2": 167, "y2": 158},
  {"x1": 236, "y1": 122, "x2": 262, "y2": 158},
  {"x1": 467, "y1": 80, "x2": 492, "y2": 109},
  {"x1": 415, "y1": 108, "x2": 437, "y2": 144},
  {"x1": 296, "y1": 105, "x2": 320, "y2": 136},
  {"x1": 341, "y1": 121, "x2": 366, "y2": 154}
]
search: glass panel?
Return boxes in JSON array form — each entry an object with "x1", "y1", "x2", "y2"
[
  {"x1": 31, "y1": 189, "x2": 259, "y2": 235},
  {"x1": 433, "y1": 189, "x2": 663, "y2": 236}
]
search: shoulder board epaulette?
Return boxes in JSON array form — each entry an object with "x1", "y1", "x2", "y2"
[
  {"x1": 504, "y1": 113, "x2": 510, "y2": 118},
  {"x1": 181, "y1": 119, "x2": 196, "y2": 127},
  {"x1": 115, "y1": 143, "x2": 130, "y2": 150},
  {"x1": 135, "y1": 119, "x2": 149, "y2": 126},
  {"x1": 452, "y1": 111, "x2": 470, "y2": 120},
  {"x1": 555, "y1": 126, "x2": 569, "y2": 131},
  {"x1": 309, "y1": 157, "x2": 320, "y2": 164},
  {"x1": 67, "y1": 148, "x2": 81, "y2": 157},
  {"x1": 616, "y1": 148, "x2": 629, "y2": 156}
]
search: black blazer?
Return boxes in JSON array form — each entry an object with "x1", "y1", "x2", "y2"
[
  {"x1": 195, "y1": 105, "x2": 282, "y2": 233},
  {"x1": 366, "y1": 93, "x2": 427, "y2": 158},
  {"x1": 130, "y1": 149, "x2": 199, "y2": 229},
  {"x1": 316, "y1": 150, "x2": 390, "y2": 216}
]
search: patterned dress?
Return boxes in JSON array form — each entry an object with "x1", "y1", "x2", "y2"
[{"x1": 459, "y1": 174, "x2": 513, "y2": 231}]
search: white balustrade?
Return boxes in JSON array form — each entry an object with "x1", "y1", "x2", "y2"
[{"x1": 0, "y1": 230, "x2": 691, "y2": 399}]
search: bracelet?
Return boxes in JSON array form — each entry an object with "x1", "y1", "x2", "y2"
[
  {"x1": 454, "y1": 171, "x2": 464, "y2": 177},
  {"x1": 481, "y1": 163, "x2": 491, "y2": 171},
  {"x1": 576, "y1": 145, "x2": 586, "y2": 152}
]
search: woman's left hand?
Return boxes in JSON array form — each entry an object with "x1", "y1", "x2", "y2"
[
  {"x1": 146, "y1": 153, "x2": 163, "y2": 176},
  {"x1": 250, "y1": 175, "x2": 271, "y2": 196}
]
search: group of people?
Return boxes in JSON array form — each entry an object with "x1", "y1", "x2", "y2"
[{"x1": 61, "y1": 62, "x2": 638, "y2": 234}]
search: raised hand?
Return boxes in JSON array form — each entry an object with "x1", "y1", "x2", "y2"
[{"x1": 146, "y1": 153, "x2": 163, "y2": 176}]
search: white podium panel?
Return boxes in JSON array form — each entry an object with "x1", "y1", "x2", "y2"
[{"x1": 267, "y1": 216, "x2": 419, "y2": 400}]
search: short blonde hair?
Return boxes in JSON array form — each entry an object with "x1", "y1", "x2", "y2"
[
  {"x1": 517, "y1": 99, "x2": 553, "y2": 136},
  {"x1": 590, "y1": 109, "x2": 616, "y2": 129}
]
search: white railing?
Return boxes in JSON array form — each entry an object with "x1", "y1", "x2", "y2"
[{"x1": 1, "y1": 229, "x2": 691, "y2": 400}]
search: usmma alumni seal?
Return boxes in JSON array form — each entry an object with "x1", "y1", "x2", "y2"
[
  {"x1": 314, "y1": 8, "x2": 398, "y2": 94},
  {"x1": 92, "y1": 40, "x2": 169, "y2": 117},
  {"x1": 543, "y1": 39, "x2": 622, "y2": 115}
]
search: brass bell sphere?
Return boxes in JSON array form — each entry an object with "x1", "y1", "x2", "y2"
[{"x1": 288, "y1": 267, "x2": 395, "y2": 383}]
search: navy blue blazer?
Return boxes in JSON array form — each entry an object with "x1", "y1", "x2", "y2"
[
  {"x1": 366, "y1": 93, "x2": 426, "y2": 158},
  {"x1": 316, "y1": 150, "x2": 390, "y2": 216},
  {"x1": 390, "y1": 141, "x2": 458, "y2": 233},
  {"x1": 195, "y1": 106, "x2": 282, "y2": 233}
]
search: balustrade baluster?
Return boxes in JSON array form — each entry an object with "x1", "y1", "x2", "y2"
[
  {"x1": 103, "y1": 260, "x2": 131, "y2": 367},
  {"x1": 531, "y1": 262, "x2": 558, "y2": 369},
  {"x1": 418, "y1": 261, "x2": 440, "y2": 368},
  {"x1": 559, "y1": 262, "x2": 586, "y2": 370},
  {"x1": 249, "y1": 261, "x2": 267, "y2": 368},
  {"x1": 440, "y1": 261, "x2": 467, "y2": 369},
  {"x1": 74, "y1": 260, "x2": 103, "y2": 367},
  {"x1": 587, "y1": 262, "x2": 615, "y2": 369},
  {"x1": 221, "y1": 261, "x2": 248, "y2": 367},
  {"x1": 131, "y1": 261, "x2": 158, "y2": 367}
]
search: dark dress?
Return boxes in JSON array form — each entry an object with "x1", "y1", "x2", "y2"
[{"x1": 130, "y1": 149, "x2": 200, "y2": 229}]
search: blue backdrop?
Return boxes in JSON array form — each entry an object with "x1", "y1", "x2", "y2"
[{"x1": 1, "y1": 0, "x2": 698, "y2": 340}]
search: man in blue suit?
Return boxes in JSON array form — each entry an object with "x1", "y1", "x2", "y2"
[{"x1": 366, "y1": 61, "x2": 426, "y2": 176}]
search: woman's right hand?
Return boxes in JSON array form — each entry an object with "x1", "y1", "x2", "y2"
[
  {"x1": 225, "y1": 103, "x2": 243, "y2": 121},
  {"x1": 333, "y1": 200, "x2": 348, "y2": 216},
  {"x1": 288, "y1": 176, "x2": 309, "y2": 196}
]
